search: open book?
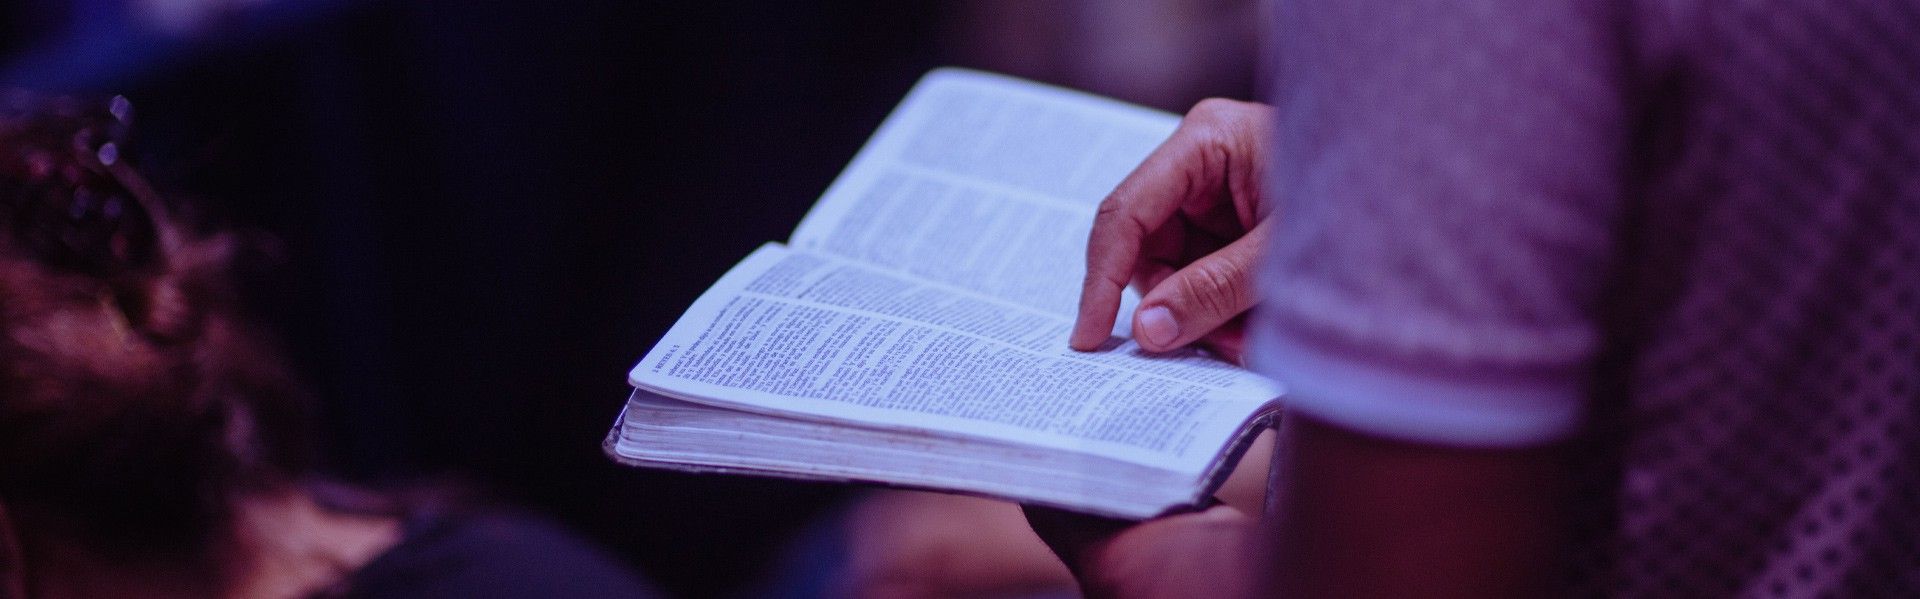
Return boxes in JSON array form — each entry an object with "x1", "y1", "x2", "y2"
[{"x1": 604, "y1": 69, "x2": 1284, "y2": 519}]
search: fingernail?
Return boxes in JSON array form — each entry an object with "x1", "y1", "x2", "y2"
[{"x1": 1138, "y1": 306, "x2": 1178, "y2": 348}]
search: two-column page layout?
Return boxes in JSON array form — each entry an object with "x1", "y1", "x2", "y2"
[{"x1": 605, "y1": 69, "x2": 1284, "y2": 518}]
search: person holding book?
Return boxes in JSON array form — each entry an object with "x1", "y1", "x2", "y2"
[{"x1": 1044, "y1": 0, "x2": 1920, "y2": 596}]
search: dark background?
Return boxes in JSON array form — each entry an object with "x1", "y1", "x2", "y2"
[{"x1": 0, "y1": 2, "x2": 1250, "y2": 596}]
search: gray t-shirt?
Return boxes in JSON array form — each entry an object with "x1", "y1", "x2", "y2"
[{"x1": 1248, "y1": 0, "x2": 1920, "y2": 594}]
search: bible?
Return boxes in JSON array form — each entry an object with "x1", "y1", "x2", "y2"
[{"x1": 603, "y1": 69, "x2": 1284, "y2": 519}]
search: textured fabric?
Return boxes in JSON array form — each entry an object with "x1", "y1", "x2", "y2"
[{"x1": 1249, "y1": 0, "x2": 1920, "y2": 594}]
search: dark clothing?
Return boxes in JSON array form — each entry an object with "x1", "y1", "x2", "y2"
[{"x1": 336, "y1": 504, "x2": 659, "y2": 599}]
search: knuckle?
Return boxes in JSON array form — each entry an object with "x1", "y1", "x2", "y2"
[
  {"x1": 1178, "y1": 166, "x2": 1205, "y2": 203},
  {"x1": 1190, "y1": 98, "x2": 1257, "y2": 126},
  {"x1": 1094, "y1": 195, "x2": 1126, "y2": 221},
  {"x1": 1190, "y1": 97, "x2": 1238, "y2": 118},
  {"x1": 1088, "y1": 200, "x2": 1126, "y2": 247},
  {"x1": 1093, "y1": 196, "x2": 1149, "y2": 245},
  {"x1": 1188, "y1": 98, "x2": 1267, "y2": 141},
  {"x1": 1184, "y1": 100, "x2": 1249, "y2": 153},
  {"x1": 1081, "y1": 267, "x2": 1113, "y2": 289},
  {"x1": 1180, "y1": 261, "x2": 1248, "y2": 320}
]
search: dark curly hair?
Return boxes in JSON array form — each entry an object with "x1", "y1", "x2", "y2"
[{"x1": 0, "y1": 92, "x2": 316, "y2": 568}]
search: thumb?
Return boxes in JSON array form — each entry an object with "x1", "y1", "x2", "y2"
[{"x1": 1131, "y1": 224, "x2": 1268, "y2": 352}]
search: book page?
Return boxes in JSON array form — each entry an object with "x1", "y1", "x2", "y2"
[
  {"x1": 630, "y1": 244, "x2": 1280, "y2": 470},
  {"x1": 789, "y1": 69, "x2": 1179, "y2": 323}
]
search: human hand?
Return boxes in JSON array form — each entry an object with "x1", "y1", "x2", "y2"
[
  {"x1": 1072, "y1": 99, "x2": 1276, "y2": 361},
  {"x1": 1024, "y1": 502, "x2": 1257, "y2": 599}
]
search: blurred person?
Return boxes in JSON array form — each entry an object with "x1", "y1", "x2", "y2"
[
  {"x1": 136, "y1": 0, "x2": 268, "y2": 34},
  {"x1": 0, "y1": 93, "x2": 658, "y2": 599},
  {"x1": 1032, "y1": 0, "x2": 1920, "y2": 597},
  {"x1": 945, "y1": 0, "x2": 1258, "y2": 112}
]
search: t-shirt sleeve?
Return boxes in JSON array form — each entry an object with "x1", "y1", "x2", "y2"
[{"x1": 1248, "y1": 0, "x2": 1633, "y2": 447}]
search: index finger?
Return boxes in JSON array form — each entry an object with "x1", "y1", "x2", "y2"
[{"x1": 1070, "y1": 119, "x2": 1230, "y2": 350}]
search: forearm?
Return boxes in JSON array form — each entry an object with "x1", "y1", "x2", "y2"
[{"x1": 1265, "y1": 415, "x2": 1569, "y2": 599}]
